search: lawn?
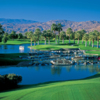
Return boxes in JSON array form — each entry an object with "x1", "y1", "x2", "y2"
[
  {"x1": 0, "y1": 73, "x2": 100, "y2": 100},
  {"x1": 30, "y1": 43, "x2": 100, "y2": 55}
]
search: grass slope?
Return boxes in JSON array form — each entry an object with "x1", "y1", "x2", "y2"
[{"x1": 0, "y1": 73, "x2": 100, "y2": 100}]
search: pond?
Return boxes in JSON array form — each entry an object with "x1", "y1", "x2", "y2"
[
  {"x1": 0, "y1": 64, "x2": 99, "y2": 85},
  {"x1": 0, "y1": 43, "x2": 41, "y2": 53},
  {"x1": 0, "y1": 44, "x2": 100, "y2": 85}
]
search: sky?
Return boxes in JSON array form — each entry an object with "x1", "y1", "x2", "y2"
[{"x1": 0, "y1": 0, "x2": 100, "y2": 22}]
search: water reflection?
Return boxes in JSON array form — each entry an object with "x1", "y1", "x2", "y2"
[
  {"x1": 0, "y1": 64, "x2": 100, "y2": 85},
  {"x1": 3, "y1": 45, "x2": 7, "y2": 49}
]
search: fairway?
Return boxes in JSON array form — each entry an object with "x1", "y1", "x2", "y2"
[{"x1": 0, "y1": 73, "x2": 100, "y2": 100}]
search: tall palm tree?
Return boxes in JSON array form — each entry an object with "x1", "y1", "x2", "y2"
[
  {"x1": 60, "y1": 31, "x2": 66, "y2": 43},
  {"x1": 73, "y1": 32, "x2": 76, "y2": 43},
  {"x1": 25, "y1": 32, "x2": 28, "y2": 38},
  {"x1": 89, "y1": 32, "x2": 96, "y2": 48},
  {"x1": 51, "y1": 23, "x2": 57, "y2": 44},
  {"x1": 34, "y1": 28, "x2": 41, "y2": 45},
  {"x1": 57, "y1": 23, "x2": 63, "y2": 44},
  {"x1": 32, "y1": 34, "x2": 38, "y2": 46},
  {"x1": 80, "y1": 29, "x2": 86, "y2": 44},
  {"x1": 47, "y1": 30, "x2": 52, "y2": 44},
  {"x1": 94, "y1": 30, "x2": 100, "y2": 48},
  {"x1": 66, "y1": 28, "x2": 73, "y2": 43},
  {"x1": 27, "y1": 31, "x2": 33, "y2": 46},
  {"x1": 75, "y1": 31, "x2": 81, "y2": 44},
  {"x1": 83, "y1": 34, "x2": 89, "y2": 47},
  {"x1": 42, "y1": 30, "x2": 48, "y2": 45}
]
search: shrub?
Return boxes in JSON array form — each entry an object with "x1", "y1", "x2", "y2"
[{"x1": 0, "y1": 74, "x2": 22, "y2": 91}]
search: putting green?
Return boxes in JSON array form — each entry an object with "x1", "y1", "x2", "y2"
[{"x1": 0, "y1": 73, "x2": 100, "y2": 100}]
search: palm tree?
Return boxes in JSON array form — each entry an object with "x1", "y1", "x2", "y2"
[
  {"x1": 83, "y1": 34, "x2": 89, "y2": 47},
  {"x1": 47, "y1": 30, "x2": 52, "y2": 44},
  {"x1": 34, "y1": 28, "x2": 41, "y2": 45},
  {"x1": 73, "y1": 32, "x2": 76, "y2": 43},
  {"x1": 27, "y1": 31, "x2": 33, "y2": 46},
  {"x1": 66, "y1": 28, "x2": 73, "y2": 43},
  {"x1": 51, "y1": 23, "x2": 57, "y2": 44},
  {"x1": 57, "y1": 23, "x2": 63, "y2": 44},
  {"x1": 60, "y1": 31, "x2": 66, "y2": 43},
  {"x1": 42, "y1": 30, "x2": 48, "y2": 45},
  {"x1": 94, "y1": 30, "x2": 100, "y2": 48},
  {"x1": 89, "y1": 32, "x2": 96, "y2": 48},
  {"x1": 25, "y1": 32, "x2": 28, "y2": 38},
  {"x1": 32, "y1": 34, "x2": 38, "y2": 46},
  {"x1": 75, "y1": 31, "x2": 81, "y2": 44},
  {"x1": 80, "y1": 29, "x2": 86, "y2": 44}
]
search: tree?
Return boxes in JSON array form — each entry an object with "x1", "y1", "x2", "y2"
[
  {"x1": 66, "y1": 28, "x2": 73, "y2": 43},
  {"x1": 11, "y1": 31, "x2": 16, "y2": 40},
  {"x1": 57, "y1": 23, "x2": 63, "y2": 44},
  {"x1": 42, "y1": 30, "x2": 48, "y2": 45},
  {"x1": 60, "y1": 31, "x2": 66, "y2": 43},
  {"x1": 51, "y1": 23, "x2": 57, "y2": 44},
  {"x1": 25, "y1": 32, "x2": 28, "y2": 38},
  {"x1": 73, "y1": 32, "x2": 76, "y2": 43},
  {"x1": 80, "y1": 29, "x2": 86, "y2": 44},
  {"x1": 89, "y1": 32, "x2": 96, "y2": 48},
  {"x1": 18, "y1": 33, "x2": 23, "y2": 39},
  {"x1": 83, "y1": 34, "x2": 89, "y2": 47},
  {"x1": 2, "y1": 36, "x2": 8, "y2": 43},
  {"x1": 75, "y1": 31, "x2": 81, "y2": 44},
  {"x1": 34, "y1": 28, "x2": 41, "y2": 45},
  {"x1": 32, "y1": 34, "x2": 38, "y2": 46},
  {"x1": 4, "y1": 32, "x2": 8, "y2": 37},
  {"x1": 47, "y1": 30, "x2": 52, "y2": 44},
  {"x1": 27, "y1": 31, "x2": 33, "y2": 46},
  {"x1": 0, "y1": 24, "x2": 4, "y2": 35},
  {"x1": 93, "y1": 30, "x2": 100, "y2": 48}
]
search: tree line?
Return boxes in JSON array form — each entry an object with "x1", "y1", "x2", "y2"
[{"x1": 0, "y1": 23, "x2": 100, "y2": 48}]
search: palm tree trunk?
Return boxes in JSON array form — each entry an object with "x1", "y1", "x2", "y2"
[
  {"x1": 58, "y1": 32, "x2": 60, "y2": 44},
  {"x1": 85, "y1": 40, "x2": 87, "y2": 47},
  {"x1": 45, "y1": 37, "x2": 46, "y2": 45},
  {"x1": 89, "y1": 41, "x2": 91, "y2": 45},
  {"x1": 37, "y1": 38, "x2": 39, "y2": 45},
  {"x1": 92, "y1": 40, "x2": 94, "y2": 48},
  {"x1": 97, "y1": 38, "x2": 99, "y2": 48},
  {"x1": 82, "y1": 40, "x2": 83, "y2": 44},
  {"x1": 69, "y1": 35, "x2": 70, "y2": 43},
  {"x1": 48, "y1": 38, "x2": 50, "y2": 44},
  {"x1": 31, "y1": 39, "x2": 32, "y2": 46},
  {"x1": 77, "y1": 38, "x2": 79, "y2": 44},
  {"x1": 62, "y1": 38, "x2": 64, "y2": 43},
  {"x1": 74, "y1": 38, "x2": 75, "y2": 44}
]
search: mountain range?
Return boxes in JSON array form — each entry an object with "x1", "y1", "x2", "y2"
[{"x1": 0, "y1": 18, "x2": 100, "y2": 34}]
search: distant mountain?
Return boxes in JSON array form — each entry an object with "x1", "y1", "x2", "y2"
[{"x1": 0, "y1": 18, "x2": 100, "y2": 34}]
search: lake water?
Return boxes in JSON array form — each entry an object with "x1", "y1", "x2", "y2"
[
  {"x1": 0, "y1": 64, "x2": 99, "y2": 85},
  {"x1": 0, "y1": 44, "x2": 99, "y2": 85}
]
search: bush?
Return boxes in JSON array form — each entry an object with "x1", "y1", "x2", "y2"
[{"x1": 0, "y1": 74, "x2": 22, "y2": 91}]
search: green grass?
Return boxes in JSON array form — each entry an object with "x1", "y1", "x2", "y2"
[
  {"x1": 0, "y1": 73, "x2": 100, "y2": 100},
  {"x1": 0, "y1": 53, "x2": 28, "y2": 65},
  {"x1": 0, "y1": 39, "x2": 100, "y2": 45}
]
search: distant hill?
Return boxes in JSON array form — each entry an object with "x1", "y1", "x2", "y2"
[{"x1": 0, "y1": 18, "x2": 100, "y2": 34}]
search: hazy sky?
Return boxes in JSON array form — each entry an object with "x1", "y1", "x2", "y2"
[{"x1": 0, "y1": 0, "x2": 100, "y2": 22}]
